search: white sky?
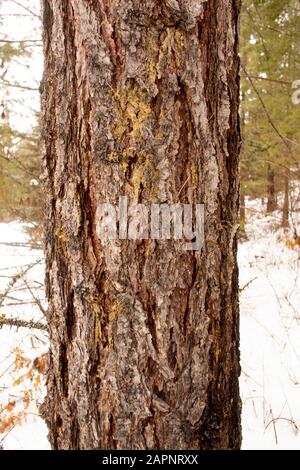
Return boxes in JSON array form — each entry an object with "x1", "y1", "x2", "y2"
[{"x1": 0, "y1": 0, "x2": 43, "y2": 132}]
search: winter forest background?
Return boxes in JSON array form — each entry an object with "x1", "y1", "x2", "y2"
[{"x1": 0, "y1": 0, "x2": 300, "y2": 449}]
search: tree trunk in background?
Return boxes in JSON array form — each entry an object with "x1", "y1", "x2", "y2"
[
  {"x1": 41, "y1": 0, "x2": 241, "y2": 450},
  {"x1": 266, "y1": 164, "x2": 277, "y2": 213},
  {"x1": 239, "y1": 190, "x2": 246, "y2": 238},
  {"x1": 239, "y1": 89, "x2": 247, "y2": 239},
  {"x1": 282, "y1": 171, "x2": 289, "y2": 228}
]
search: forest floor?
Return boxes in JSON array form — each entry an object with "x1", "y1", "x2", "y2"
[
  {"x1": 0, "y1": 193, "x2": 299, "y2": 449},
  {"x1": 239, "y1": 192, "x2": 300, "y2": 449}
]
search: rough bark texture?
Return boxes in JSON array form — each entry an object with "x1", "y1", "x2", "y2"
[{"x1": 41, "y1": 0, "x2": 241, "y2": 450}]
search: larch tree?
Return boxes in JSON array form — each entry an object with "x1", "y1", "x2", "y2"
[{"x1": 41, "y1": 0, "x2": 241, "y2": 450}]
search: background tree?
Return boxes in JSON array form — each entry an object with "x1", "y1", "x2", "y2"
[
  {"x1": 41, "y1": 0, "x2": 241, "y2": 450},
  {"x1": 240, "y1": 0, "x2": 300, "y2": 228},
  {"x1": 0, "y1": 3, "x2": 42, "y2": 231},
  {"x1": 0, "y1": 1, "x2": 46, "y2": 447}
]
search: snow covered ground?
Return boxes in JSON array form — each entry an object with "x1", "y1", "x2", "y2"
[
  {"x1": 239, "y1": 197, "x2": 300, "y2": 449},
  {"x1": 0, "y1": 195, "x2": 299, "y2": 449},
  {"x1": 0, "y1": 222, "x2": 49, "y2": 450}
]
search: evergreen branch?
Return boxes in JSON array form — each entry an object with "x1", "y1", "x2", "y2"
[
  {"x1": 241, "y1": 64, "x2": 300, "y2": 151},
  {"x1": 0, "y1": 154, "x2": 40, "y2": 179},
  {"x1": 255, "y1": 159, "x2": 300, "y2": 175},
  {"x1": 244, "y1": 7, "x2": 270, "y2": 59}
]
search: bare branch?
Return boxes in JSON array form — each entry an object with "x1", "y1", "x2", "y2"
[
  {"x1": 0, "y1": 14, "x2": 34, "y2": 17},
  {"x1": 241, "y1": 64, "x2": 300, "y2": 151},
  {"x1": 0, "y1": 79, "x2": 39, "y2": 91},
  {"x1": 10, "y1": 0, "x2": 41, "y2": 20},
  {"x1": 0, "y1": 241, "x2": 42, "y2": 249},
  {"x1": 241, "y1": 74, "x2": 292, "y2": 86},
  {"x1": 239, "y1": 277, "x2": 258, "y2": 295},
  {"x1": 24, "y1": 279, "x2": 47, "y2": 317},
  {"x1": 0, "y1": 259, "x2": 42, "y2": 308},
  {"x1": 0, "y1": 314, "x2": 47, "y2": 332},
  {"x1": 0, "y1": 39, "x2": 42, "y2": 44}
]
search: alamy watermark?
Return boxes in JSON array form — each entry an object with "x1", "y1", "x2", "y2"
[{"x1": 96, "y1": 197, "x2": 204, "y2": 251}]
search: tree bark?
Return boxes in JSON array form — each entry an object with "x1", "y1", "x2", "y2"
[{"x1": 41, "y1": 0, "x2": 241, "y2": 450}]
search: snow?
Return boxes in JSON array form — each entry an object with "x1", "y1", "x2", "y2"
[
  {"x1": 239, "y1": 197, "x2": 300, "y2": 449},
  {"x1": 2, "y1": 0, "x2": 299, "y2": 449},
  {"x1": 0, "y1": 222, "x2": 50, "y2": 450},
  {"x1": 0, "y1": 196, "x2": 299, "y2": 449},
  {"x1": 0, "y1": 0, "x2": 42, "y2": 133}
]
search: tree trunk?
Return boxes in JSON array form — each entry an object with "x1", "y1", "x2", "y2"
[
  {"x1": 266, "y1": 164, "x2": 277, "y2": 213},
  {"x1": 282, "y1": 170, "x2": 289, "y2": 228},
  {"x1": 239, "y1": 190, "x2": 246, "y2": 238},
  {"x1": 41, "y1": 0, "x2": 241, "y2": 450}
]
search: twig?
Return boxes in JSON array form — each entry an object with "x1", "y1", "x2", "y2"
[
  {"x1": 24, "y1": 279, "x2": 47, "y2": 316},
  {"x1": 0, "y1": 259, "x2": 42, "y2": 308},
  {"x1": 241, "y1": 74, "x2": 292, "y2": 86},
  {"x1": 269, "y1": 409, "x2": 278, "y2": 445},
  {"x1": 241, "y1": 64, "x2": 300, "y2": 151},
  {"x1": 265, "y1": 416, "x2": 298, "y2": 433},
  {"x1": 0, "y1": 241, "x2": 42, "y2": 249},
  {"x1": 0, "y1": 39, "x2": 42, "y2": 44},
  {"x1": 177, "y1": 176, "x2": 190, "y2": 200},
  {"x1": 1, "y1": 79, "x2": 39, "y2": 92},
  {"x1": 239, "y1": 277, "x2": 258, "y2": 294},
  {"x1": 10, "y1": 0, "x2": 41, "y2": 19},
  {"x1": 0, "y1": 314, "x2": 48, "y2": 332}
]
